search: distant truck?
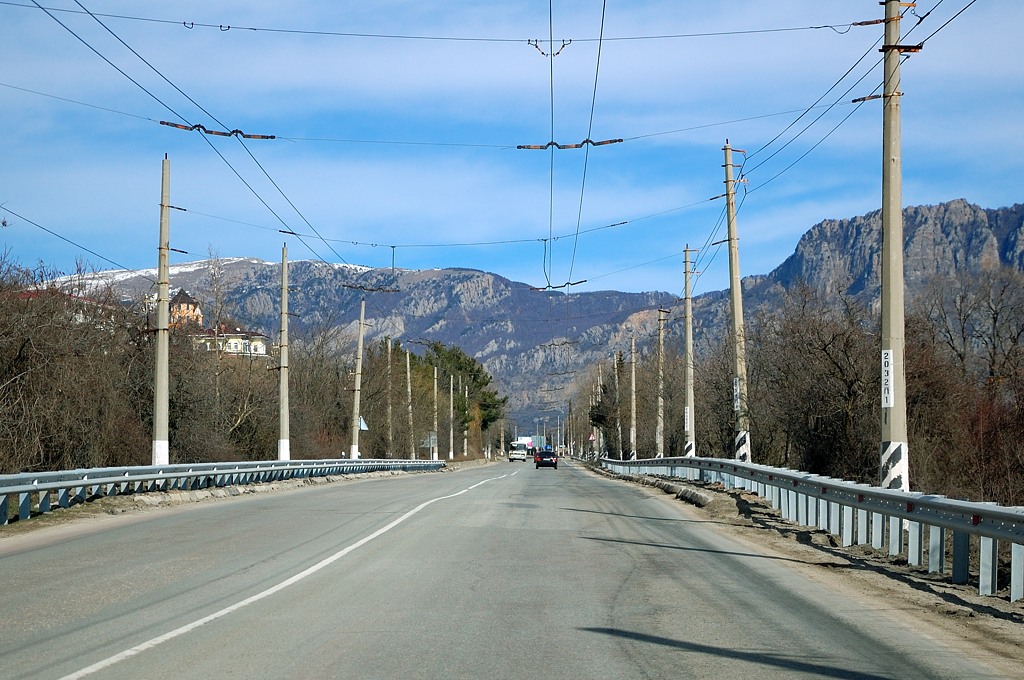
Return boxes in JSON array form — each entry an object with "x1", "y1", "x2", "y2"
[
  {"x1": 508, "y1": 435, "x2": 545, "y2": 462},
  {"x1": 508, "y1": 442, "x2": 529, "y2": 462}
]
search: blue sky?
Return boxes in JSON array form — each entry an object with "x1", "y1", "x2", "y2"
[{"x1": 2, "y1": 1, "x2": 1021, "y2": 297}]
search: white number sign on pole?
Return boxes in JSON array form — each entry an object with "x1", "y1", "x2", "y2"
[{"x1": 881, "y1": 349, "x2": 894, "y2": 408}]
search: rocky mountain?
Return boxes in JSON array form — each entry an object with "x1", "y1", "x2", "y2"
[
  {"x1": 89, "y1": 198, "x2": 1024, "y2": 426},
  {"x1": 745, "y1": 199, "x2": 1024, "y2": 306}
]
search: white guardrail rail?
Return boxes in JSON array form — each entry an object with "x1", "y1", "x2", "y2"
[
  {"x1": 601, "y1": 456, "x2": 1024, "y2": 603},
  {"x1": 0, "y1": 459, "x2": 445, "y2": 526}
]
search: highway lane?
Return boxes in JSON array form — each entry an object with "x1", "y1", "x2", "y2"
[{"x1": 0, "y1": 461, "x2": 1011, "y2": 679}]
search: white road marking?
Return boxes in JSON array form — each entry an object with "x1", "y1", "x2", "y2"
[{"x1": 60, "y1": 474, "x2": 506, "y2": 679}]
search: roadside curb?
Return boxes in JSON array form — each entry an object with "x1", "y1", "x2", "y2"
[{"x1": 587, "y1": 463, "x2": 712, "y2": 507}]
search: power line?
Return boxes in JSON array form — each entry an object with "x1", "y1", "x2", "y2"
[
  {"x1": 31, "y1": 1, "x2": 404, "y2": 338},
  {"x1": 566, "y1": 0, "x2": 609, "y2": 289},
  {"x1": 0, "y1": 81, "x2": 159, "y2": 121},
  {"x1": 2, "y1": 3, "x2": 866, "y2": 43},
  {"x1": 917, "y1": 0, "x2": 977, "y2": 46},
  {"x1": 175, "y1": 195, "x2": 718, "y2": 253},
  {"x1": 0, "y1": 205, "x2": 154, "y2": 281},
  {"x1": 2, "y1": 76, "x2": 894, "y2": 159},
  {"x1": 544, "y1": 0, "x2": 556, "y2": 289},
  {"x1": 738, "y1": 0, "x2": 960, "y2": 189},
  {"x1": 72, "y1": 1, "x2": 358, "y2": 273},
  {"x1": 27, "y1": 0, "x2": 189, "y2": 124}
]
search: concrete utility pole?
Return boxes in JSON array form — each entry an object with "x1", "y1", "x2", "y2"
[
  {"x1": 152, "y1": 155, "x2": 170, "y2": 467},
  {"x1": 724, "y1": 141, "x2": 751, "y2": 463},
  {"x1": 684, "y1": 245, "x2": 698, "y2": 457},
  {"x1": 565, "y1": 404, "x2": 572, "y2": 456},
  {"x1": 387, "y1": 337, "x2": 394, "y2": 455},
  {"x1": 349, "y1": 299, "x2": 366, "y2": 459},
  {"x1": 630, "y1": 334, "x2": 637, "y2": 460},
  {"x1": 597, "y1": 363, "x2": 604, "y2": 455},
  {"x1": 432, "y1": 367, "x2": 439, "y2": 461},
  {"x1": 879, "y1": 0, "x2": 912, "y2": 495},
  {"x1": 463, "y1": 382, "x2": 469, "y2": 457},
  {"x1": 448, "y1": 374, "x2": 455, "y2": 460},
  {"x1": 656, "y1": 309, "x2": 667, "y2": 457},
  {"x1": 614, "y1": 352, "x2": 623, "y2": 459},
  {"x1": 406, "y1": 350, "x2": 415, "y2": 459},
  {"x1": 278, "y1": 244, "x2": 290, "y2": 461}
]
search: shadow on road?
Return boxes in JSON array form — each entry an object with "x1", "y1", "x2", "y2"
[
  {"x1": 579, "y1": 534, "x2": 817, "y2": 566},
  {"x1": 560, "y1": 506, "x2": 733, "y2": 527},
  {"x1": 579, "y1": 626, "x2": 893, "y2": 680}
]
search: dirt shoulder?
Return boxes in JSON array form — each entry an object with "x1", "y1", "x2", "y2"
[{"x1": 586, "y1": 464, "x2": 1024, "y2": 676}]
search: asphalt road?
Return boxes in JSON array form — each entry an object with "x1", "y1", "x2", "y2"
[{"x1": 0, "y1": 461, "x2": 1010, "y2": 679}]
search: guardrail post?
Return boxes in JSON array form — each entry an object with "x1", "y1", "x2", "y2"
[
  {"x1": 856, "y1": 508, "x2": 868, "y2": 545},
  {"x1": 38, "y1": 490, "x2": 51, "y2": 514},
  {"x1": 888, "y1": 516, "x2": 903, "y2": 555},
  {"x1": 907, "y1": 521, "x2": 923, "y2": 566},
  {"x1": 928, "y1": 525, "x2": 945, "y2": 573},
  {"x1": 18, "y1": 491, "x2": 31, "y2": 520},
  {"x1": 1012, "y1": 544, "x2": 1023, "y2": 603},
  {"x1": 818, "y1": 498, "x2": 829, "y2": 531},
  {"x1": 58, "y1": 487, "x2": 70, "y2": 508},
  {"x1": 841, "y1": 505, "x2": 854, "y2": 547},
  {"x1": 951, "y1": 531, "x2": 970, "y2": 584},
  {"x1": 807, "y1": 494, "x2": 818, "y2": 527},
  {"x1": 979, "y1": 536, "x2": 999, "y2": 596},
  {"x1": 796, "y1": 492, "x2": 807, "y2": 526},
  {"x1": 871, "y1": 512, "x2": 884, "y2": 549},
  {"x1": 828, "y1": 500, "x2": 841, "y2": 536},
  {"x1": 0, "y1": 494, "x2": 7, "y2": 525}
]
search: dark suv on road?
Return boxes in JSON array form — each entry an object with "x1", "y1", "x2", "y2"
[{"x1": 534, "y1": 448, "x2": 558, "y2": 469}]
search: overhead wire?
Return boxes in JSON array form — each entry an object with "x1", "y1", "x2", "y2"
[
  {"x1": 916, "y1": 0, "x2": 976, "y2": 46},
  {"x1": 0, "y1": 3, "x2": 868, "y2": 43},
  {"x1": 0, "y1": 205, "x2": 150, "y2": 280},
  {"x1": 71, "y1": 1, "x2": 348, "y2": 267},
  {"x1": 27, "y1": 0, "x2": 190, "y2": 124},
  {"x1": 742, "y1": 34, "x2": 884, "y2": 172},
  {"x1": 565, "y1": 0, "x2": 608, "y2": 289},
  {"x1": 52, "y1": 2, "x2": 423, "y2": 344},
  {"x1": 739, "y1": 0, "x2": 950, "y2": 188},
  {"x1": 28, "y1": 0, "x2": 409, "y2": 341},
  {"x1": 11, "y1": 0, "x2": 978, "y2": 308},
  {"x1": 0, "y1": 81, "x2": 159, "y2": 121},
  {"x1": 4, "y1": 74, "x2": 887, "y2": 161},
  {"x1": 544, "y1": 0, "x2": 556, "y2": 288},
  {"x1": 172, "y1": 195, "x2": 718, "y2": 258},
  {"x1": 698, "y1": 1, "x2": 965, "y2": 292}
]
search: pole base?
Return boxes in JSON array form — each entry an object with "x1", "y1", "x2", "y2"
[
  {"x1": 734, "y1": 430, "x2": 750, "y2": 462},
  {"x1": 880, "y1": 440, "x2": 908, "y2": 491}
]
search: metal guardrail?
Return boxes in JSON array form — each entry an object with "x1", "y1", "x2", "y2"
[
  {"x1": 602, "y1": 456, "x2": 1024, "y2": 603},
  {"x1": 1, "y1": 459, "x2": 446, "y2": 525}
]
